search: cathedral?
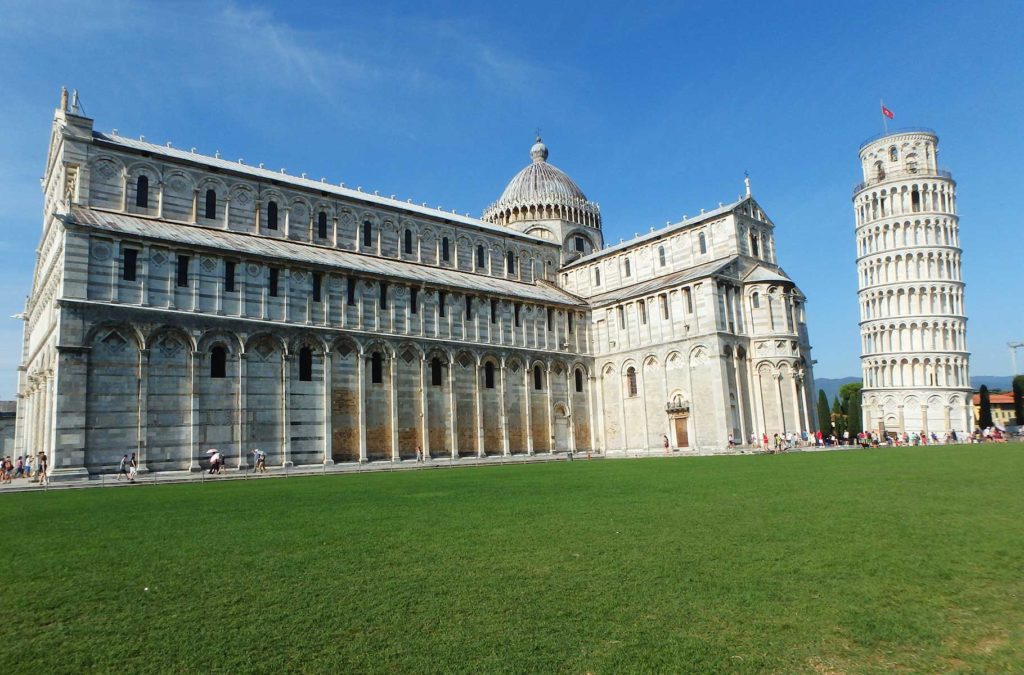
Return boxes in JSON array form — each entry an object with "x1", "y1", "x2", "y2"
[{"x1": 15, "y1": 91, "x2": 816, "y2": 479}]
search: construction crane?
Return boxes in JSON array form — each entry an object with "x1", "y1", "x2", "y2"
[{"x1": 1010, "y1": 342, "x2": 1024, "y2": 376}]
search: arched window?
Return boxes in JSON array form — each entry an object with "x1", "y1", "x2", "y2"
[
  {"x1": 476, "y1": 244, "x2": 485, "y2": 268},
  {"x1": 658, "y1": 246, "x2": 666, "y2": 266},
  {"x1": 594, "y1": 268, "x2": 601, "y2": 286},
  {"x1": 574, "y1": 368, "x2": 583, "y2": 393},
  {"x1": 624, "y1": 258, "x2": 631, "y2": 277},
  {"x1": 362, "y1": 220, "x2": 373, "y2": 247},
  {"x1": 752, "y1": 292, "x2": 760, "y2": 308},
  {"x1": 267, "y1": 201, "x2": 278, "y2": 230},
  {"x1": 699, "y1": 232, "x2": 707, "y2": 254},
  {"x1": 135, "y1": 175, "x2": 149, "y2": 208},
  {"x1": 626, "y1": 367, "x2": 637, "y2": 397},
  {"x1": 484, "y1": 362, "x2": 495, "y2": 389},
  {"x1": 204, "y1": 189, "x2": 216, "y2": 219},
  {"x1": 911, "y1": 188, "x2": 921, "y2": 212},
  {"x1": 889, "y1": 146, "x2": 898, "y2": 162},
  {"x1": 750, "y1": 232, "x2": 760, "y2": 257},
  {"x1": 210, "y1": 345, "x2": 227, "y2": 378},
  {"x1": 533, "y1": 365, "x2": 543, "y2": 390},
  {"x1": 441, "y1": 237, "x2": 450, "y2": 262},
  {"x1": 431, "y1": 357, "x2": 443, "y2": 386},
  {"x1": 371, "y1": 352, "x2": 383, "y2": 384},
  {"x1": 875, "y1": 161, "x2": 885, "y2": 180},
  {"x1": 507, "y1": 251, "x2": 515, "y2": 274},
  {"x1": 299, "y1": 347, "x2": 312, "y2": 382},
  {"x1": 404, "y1": 228, "x2": 413, "y2": 254},
  {"x1": 574, "y1": 235, "x2": 585, "y2": 252},
  {"x1": 318, "y1": 211, "x2": 328, "y2": 239}
]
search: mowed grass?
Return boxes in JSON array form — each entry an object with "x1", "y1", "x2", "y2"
[{"x1": 2, "y1": 445, "x2": 1023, "y2": 673}]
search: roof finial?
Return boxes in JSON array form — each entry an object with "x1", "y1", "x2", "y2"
[
  {"x1": 530, "y1": 133, "x2": 548, "y2": 163},
  {"x1": 60, "y1": 86, "x2": 68, "y2": 112},
  {"x1": 71, "y1": 90, "x2": 80, "y2": 114},
  {"x1": 744, "y1": 171, "x2": 751, "y2": 197}
]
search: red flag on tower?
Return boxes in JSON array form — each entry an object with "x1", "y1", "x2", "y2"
[{"x1": 881, "y1": 105, "x2": 895, "y2": 120}]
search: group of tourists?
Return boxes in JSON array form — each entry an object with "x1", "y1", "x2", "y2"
[
  {"x1": 0, "y1": 452, "x2": 48, "y2": 485},
  {"x1": 116, "y1": 453, "x2": 139, "y2": 481}
]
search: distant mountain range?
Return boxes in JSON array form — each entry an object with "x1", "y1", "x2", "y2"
[{"x1": 814, "y1": 375, "x2": 1016, "y2": 402}]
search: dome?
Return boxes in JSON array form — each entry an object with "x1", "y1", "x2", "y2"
[{"x1": 482, "y1": 137, "x2": 601, "y2": 230}]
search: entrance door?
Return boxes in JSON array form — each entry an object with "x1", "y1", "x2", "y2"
[
  {"x1": 674, "y1": 417, "x2": 688, "y2": 448},
  {"x1": 553, "y1": 412, "x2": 570, "y2": 452}
]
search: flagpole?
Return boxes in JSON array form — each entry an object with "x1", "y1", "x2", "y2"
[{"x1": 880, "y1": 98, "x2": 888, "y2": 135}]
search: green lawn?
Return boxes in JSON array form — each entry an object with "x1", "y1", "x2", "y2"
[{"x1": 3, "y1": 444, "x2": 1023, "y2": 673}]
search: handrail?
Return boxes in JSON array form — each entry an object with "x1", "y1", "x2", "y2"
[
  {"x1": 858, "y1": 127, "x2": 938, "y2": 150},
  {"x1": 853, "y1": 168, "x2": 954, "y2": 195}
]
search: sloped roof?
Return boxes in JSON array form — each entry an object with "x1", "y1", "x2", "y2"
[
  {"x1": 586, "y1": 257, "x2": 735, "y2": 306},
  {"x1": 67, "y1": 208, "x2": 585, "y2": 307},
  {"x1": 743, "y1": 265, "x2": 793, "y2": 284},
  {"x1": 91, "y1": 132, "x2": 555, "y2": 247}
]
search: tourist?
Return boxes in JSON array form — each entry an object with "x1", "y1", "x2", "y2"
[
  {"x1": 37, "y1": 452, "x2": 48, "y2": 486},
  {"x1": 1, "y1": 456, "x2": 10, "y2": 483},
  {"x1": 415, "y1": 443, "x2": 422, "y2": 463},
  {"x1": 128, "y1": 452, "x2": 138, "y2": 482},
  {"x1": 117, "y1": 454, "x2": 129, "y2": 481},
  {"x1": 14, "y1": 456, "x2": 24, "y2": 479},
  {"x1": 663, "y1": 435, "x2": 669, "y2": 454},
  {"x1": 256, "y1": 450, "x2": 267, "y2": 473},
  {"x1": 208, "y1": 451, "x2": 220, "y2": 475},
  {"x1": 250, "y1": 448, "x2": 260, "y2": 472},
  {"x1": 761, "y1": 433, "x2": 768, "y2": 452},
  {"x1": 749, "y1": 432, "x2": 757, "y2": 446},
  {"x1": 727, "y1": 433, "x2": 735, "y2": 449}
]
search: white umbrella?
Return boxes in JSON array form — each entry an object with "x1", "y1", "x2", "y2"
[{"x1": 205, "y1": 449, "x2": 218, "y2": 455}]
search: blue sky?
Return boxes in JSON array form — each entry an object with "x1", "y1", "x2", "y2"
[{"x1": 1, "y1": 0, "x2": 1022, "y2": 398}]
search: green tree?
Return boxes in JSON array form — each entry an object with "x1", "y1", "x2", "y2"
[
  {"x1": 847, "y1": 395, "x2": 863, "y2": 436},
  {"x1": 817, "y1": 389, "x2": 830, "y2": 433},
  {"x1": 838, "y1": 382, "x2": 863, "y2": 410},
  {"x1": 1014, "y1": 375, "x2": 1024, "y2": 425},
  {"x1": 978, "y1": 385, "x2": 993, "y2": 428},
  {"x1": 832, "y1": 396, "x2": 847, "y2": 437}
]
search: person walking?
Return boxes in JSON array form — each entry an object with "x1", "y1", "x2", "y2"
[
  {"x1": 117, "y1": 454, "x2": 129, "y2": 481},
  {"x1": 37, "y1": 452, "x2": 48, "y2": 486},
  {"x1": 727, "y1": 433, "x2": 735, "y2": 449},
  {"x1": 663, "y1": 435, "x2": 670, "y2": 454},
  {"x1": 128, "y1": 452, "x2": 138, "y2": 482},
  {"x1": 14, "y1": 456, "x2": 24, "y2": 480},
  {"x1": 414, "y1": 443, "x2": 422, "y2": 463}
]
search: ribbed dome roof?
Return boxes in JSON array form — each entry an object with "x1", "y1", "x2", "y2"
[{"x1": 482, "y1": 137, "x2": 601, "y2": 229}]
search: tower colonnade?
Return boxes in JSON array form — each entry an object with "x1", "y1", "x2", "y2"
[{"x1": 854, "y1": 129, "x2": 971, "y2": 435}]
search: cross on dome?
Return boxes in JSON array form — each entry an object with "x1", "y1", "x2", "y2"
[{"x1": 530, "y1": 136, "x2": 549, "y2": 163}]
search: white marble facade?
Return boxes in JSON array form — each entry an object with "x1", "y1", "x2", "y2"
[
  {"x1": 853, "y1": 129, "x2": 972, "y2": 435},
  {"x1": 15, "y1": 93, "x2": 817, "y2": 479}
]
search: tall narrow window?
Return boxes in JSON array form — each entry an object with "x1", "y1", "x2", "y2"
[
  {"x1": 122, "y1": 248, "x2": 138, "y2": 282},
  {"x1": 638, "y1": 300, "x2": 647, "y2": 325},
  {"x1": 699, "y1": 232, "x2": 707, "y2": 254},
  {"x1": 750, "y1": 232, "x2": 759, "y2": 257},
  {"x1": 318, "y1": 212, "x2": 328, "y2": 239},
  {"x1": 476, "y1": 245, "x2": 485, "y2": 268},
  {"x1": 575, "y1": 235, "x2": 585, "y2": 252},
  {"x1": 346, "y1": 278, "x2": 356, "y2": 306},
  {"x1": 267, "y1": 201, "x2": 278, "y2": 230},
  {"x1": 490, "y1": 298, "x2": 498, "y2": 324},
  {"x1": 911, "y1": 188, "x2": 921, "y2": 212},
  {"x1": 626, "y1": 367, "x2": 637, "y2": 397},
  {"x1": 371, "y1": 352, "x2": 383, "y2": 384},
  {"x1": 618, "y1": 306, "x2": 625, "y2": 328},
  {"x1": 889, "y1": 146, "x2": 898, "y2": 162},
  {"x1": 547, "y1": 308, "x2": 554, "y2": 331},
  {"x1": 507, "y1": 251, "x2": 515, "y2": 274},
  {"x1": 752, "y1": 292, "x2": 760, "y2": 308},
  {"x1": 684, "y1": 287, "x2": 693, "y2": 313},
  {"x1": 658, "y1": 246, "x2": 666, "y2": 266},
  {"x1": 484, "y1": 362, "x2": 495, "y2": 389},
  {"x1": 404, "y1": 229, "x2": 413, "y2": 254},
  {"x1": 362, "y1": 220, "x2": 372, "y2": 247},
  {"x1": 624, "y1": 258, "x2": 631, "y2": 277},
  {"x1": 312, "y1": 273, "x2": 322, "y2": 303},
  {"x1": 269, "y1": 267, "x2": 279, "y2": 297},
  {"x1": 465, "y1": 296, "x2": 472, "y2": 320},
  {"x1": 568, "y1": 312, "x2": 574, "y2": 333},
  {"x1": 431, "y1": 358, "x2": 443, "y2": 386},
  {"x1": 176, "y1": 255, "x2": 190, "y2": 287},
  {"x1": 210, "y1": 346, "x2": 227, "y2": 379},
  {"x1": 224, "y1": 260, "x2": 236, "y2": 293},
  {"x1": 299, "y1": 347, "x2": 312, "y2": 382},
  {"x1": 575, "y1": 368, "x2": 583, "y2": 393},
  {"x1": 514, "y1": 303, "x2": 520, "y2": 327},
  {"x1": 533, "y1": 365, "x2": 543, "y2": 390},
  {"x1": 135, "y1": 176, "x2": 149, "y2": 208},
  {"x1": 379, "y1": 282, "x2": 388, "y2": 309},
  {"x1": 410, "y1": 287, "x2": 418, "y2": 315},
  {"x1": 439, "y1": 292, "x2": 447, "y2": 318},
  {"x1": 594, "y1": 268, "x2": 601, "y2": 286},
  {"x1": 659, "y1": 293, "x2": 668, "y2": 320},
  {"x1": 204, "y1": 189, "x2": 216, "y2": 219},
  {"x1": 442, "y1": 237, "x2": 450, "y2": 262}
]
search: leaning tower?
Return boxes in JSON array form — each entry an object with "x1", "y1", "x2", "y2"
[{"x1": 853, "y1": 128, "x2": 972, "y2": 436}]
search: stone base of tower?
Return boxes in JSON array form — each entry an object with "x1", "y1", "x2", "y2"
[{"x1": 861, "y1": 388, "x2": 974, "y2": 437}]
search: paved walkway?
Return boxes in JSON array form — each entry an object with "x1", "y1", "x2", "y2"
[{"x1": 0, "y1": 444, "x2": 865, "y2": 494}]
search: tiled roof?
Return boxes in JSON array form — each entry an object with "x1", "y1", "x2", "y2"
[
  {"x1": 973, "y1": 392, "x2": 1016, "y2": 405},
  {"x1": 67, "y1": 208, "x2": 585, "y2": 307},
  {"x1": 92, "y1": 132, "x2": 555, "y2": 247},
  {"x1": 586, "y1": 258, "x2": 735, "y2": 306}
]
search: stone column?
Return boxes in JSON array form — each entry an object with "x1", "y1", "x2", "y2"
[
  {"x1": 475, "y1": 359, "x2": 484, "y2": 457},
  {"x1": 498, "y1": 361, "x2": 510, "y2": 456},
  {"x1": 637, "y1": 364, "x2": 649, "y2": 452},
  {"x1": 921, "y1": 404, "x2": 929, "y2": 437},
  {"x1": 448, "y1": 359, "x2": 458, "y2": 459},
  {"x1": 238, "y1": 353, "x2": 248, "y2": 469},
  {"x1": 420, "y1": 355, "x2": 430, "y2": 459},
  {"x1": 798, "y1": 375, "x2": 811, "y2": 433},
  {"x1": 282, "y1": 354, "x2": 292, "y2": 466},
  {"x1": 789, "y1": 370, "x2": 802, "y2": 434},
  {"x1": 897, "y1": 404, "x2": 905, "y2": 434},
  {"x1": 774, "y1": 372, "x2": 787, "y2": 433},
  {"x1": 545, "y1": 364, "x2": 554, "y2": 452},
  {"x1": 223, "y1": 194, "x2": 231, "y2": 230},
  {"x1": 390, "y1": 351, "x2": 399, "y2": 461},
  {"x1": 733, "y1": 352, "x2": 747, "y2": 443},
  {"x1": 358, "y1": 349, "x2": 367, "y2": 462},
  {"x1": 191, "y1": 189, "x2": 198, "y2": 224},
  {"x1": 138, "y1": 350, "x2": 149, "y2": 471},
  {"x1": 565, "y1": 366, "x2": 576, "y2": 452},
  {"x1": 157, "y1": 181, "x2": 165, "y2": 218},
  {"x1": 524, "y1": 366, "x2": 534, "y2": 455},
  {"x1": 590, "y1": 373, "x2": 601, "y2": 453},
  {"x1": 324, "y1": 350, "x2": 334, "y2": 464},
  {"x1": 751, "y1": 367, "x2": 766, "y2": 437},
  {"x1": 189, "y1": 351, "x2": 200, "y2": 471}
]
